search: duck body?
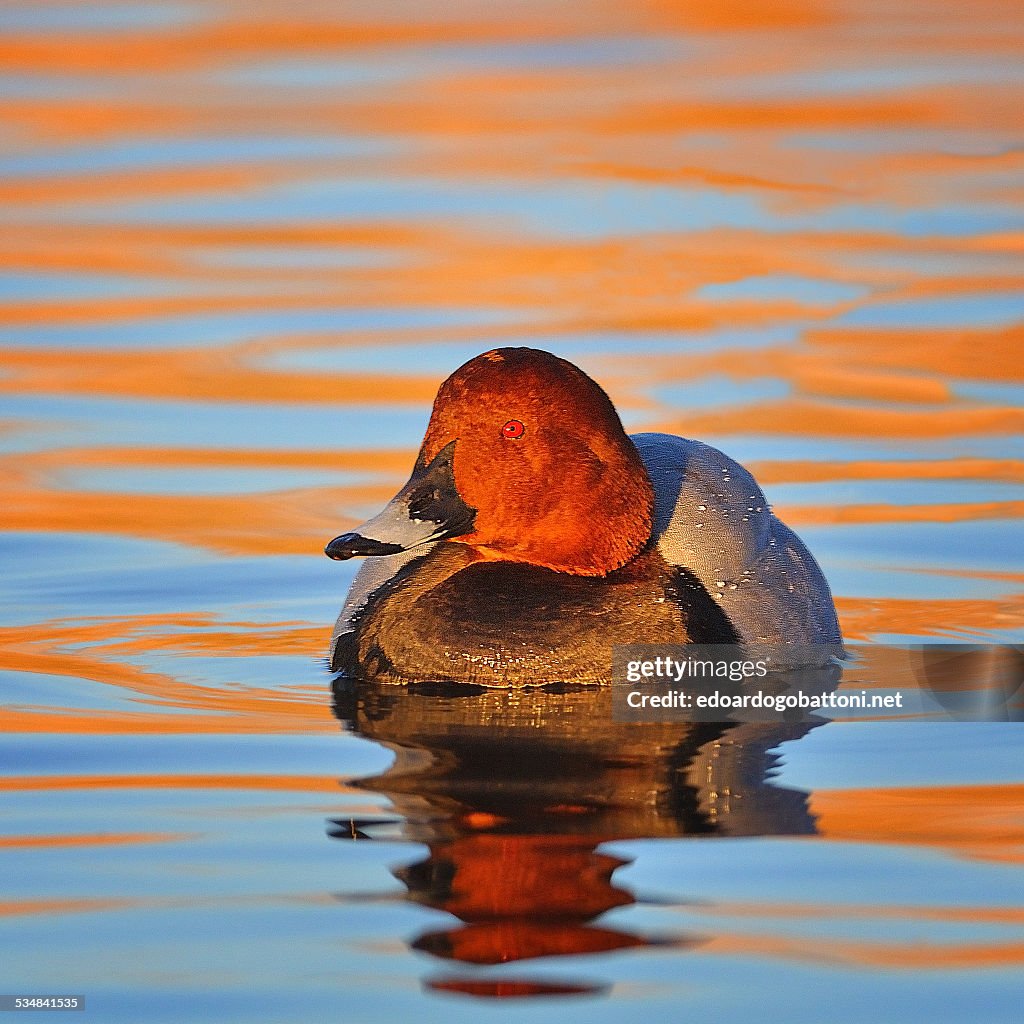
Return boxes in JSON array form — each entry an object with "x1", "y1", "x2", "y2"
[
  {"x1": 633, "y1": 432, "x2": 842, "y2": 652},
  {"x1": 331, "y1": 541, "x2": 739, "y2": 686},
  {"x1": 326, "y1": 349, "x2": 841, "y2": 686}
]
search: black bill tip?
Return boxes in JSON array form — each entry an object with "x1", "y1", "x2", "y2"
[{"x1": 324, "y1": 533, "x2": 405, "y2": 560}]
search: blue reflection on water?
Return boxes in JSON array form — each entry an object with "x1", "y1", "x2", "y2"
[
  {"x1": 778, "y1": 722, "x2": 1024, "y2": 791},
  {"x1": 0, "y1": 306, "x2": 528, "y2": 351},
  {"x1": 260, "y1": 327, "x2": 801, "y2": 377},
  {"x1": 0, "y1": 532, "x2": 352, "y2": 626},
  {"x1": 697, "y1": 274, "x2": 869, "y2": 305},
  {"x1": 806, "y1": 518, "x2": 1024, "y2": 574},
  {"x1": 0, "y1": 2, "x2": 200, "y2": 32},
  {"x1": 0, "y1": 395, "x2": 431, "y2": 452},
  {"x1": 838, "y1": 291, "x2": 1024, "y2": 329},
  {"x1": 55, "y1": 466, "x2": 390, "y2": 496},
  {"x1": 0, "y1": 271, "x2": 181, "y2": 301},
  {"x1": 0, "y1": 135, "x2": 390, "y2": 178},
  {"x1": 768, "y1": 478, "x2": 1024, "y2": 509}
]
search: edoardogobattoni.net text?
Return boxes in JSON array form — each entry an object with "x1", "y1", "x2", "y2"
[{"x1": 624, "y1": 690, "x2": 905, "y2": 710}]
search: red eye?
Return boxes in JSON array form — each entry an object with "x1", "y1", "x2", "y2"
[{"x1": 502, "y1": 419, "x2": 526, "y2": 439}]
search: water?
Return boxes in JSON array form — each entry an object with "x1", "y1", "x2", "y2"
[{"x1": 1, "y1": 1, "x2": 1022, "y2": 1020}]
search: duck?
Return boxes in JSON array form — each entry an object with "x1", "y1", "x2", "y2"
[{"x1": 325, "y1": 347, "x2": 841, "y2": 686}]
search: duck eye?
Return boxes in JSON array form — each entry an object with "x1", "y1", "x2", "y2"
[{"x1": 501, "y1": 419, "x2": 526, "y2": 439}]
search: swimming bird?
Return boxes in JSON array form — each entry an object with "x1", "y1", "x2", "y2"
[{"x1": 325, "y1": 347, "x2": 840, "y2": 685}]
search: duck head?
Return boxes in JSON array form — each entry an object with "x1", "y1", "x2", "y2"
[{"x1": 325, "y1": 347, "x2": 655, "y2": 576}]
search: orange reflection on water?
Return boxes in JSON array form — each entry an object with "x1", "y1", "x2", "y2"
[
  {"x1": 0, "y1": 616, "x2": 334, "y2": 734},
  {"x1": 663, "y1": 397, "x2": 1024, "y2": 442},
  {"x1": 813, "y1": 784, "x2": 1024, "y2": 865},
  {"x1": 0, "y1": 831, "x2": 194, "y2": 849},
  {"x1": 748, "y1": 458, "x2": 1024, "y2": 487},
  {"x1": 0, "y1": 483, "x2": 385, "y2": 556},
  {"x1": 0, "y1": 898, "x2": 137, "y2": 919},
  {"x1": 0, "y1": 774, "x2": 361, "y2": 796},
  {"x1": 3, "y1": 224, "x2": 1015, "y2": 337},
  {"x1": 702, "y1": 901, "x2": 1024, "y2": 926},
  {"x1": 0, "y1": 346, "x2": 438, "y2": 404},
  {"x1": 0, "y1": 705, "x2": 335, "y2": 736},
  {"x1": 837, "y1": 595, "x2": 1022, "y2": 642},
  {"x1": 704, "y1": 930, "x2": 1024, "y2": 971}
]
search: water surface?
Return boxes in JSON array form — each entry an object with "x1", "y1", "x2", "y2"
[{"x1": 1, "y1": 1, "x2": 1022, "y2": 1020}]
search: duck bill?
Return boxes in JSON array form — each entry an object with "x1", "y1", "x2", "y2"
[{"x1": 325, "y1": 440, "x2": 475, "y2": 561}]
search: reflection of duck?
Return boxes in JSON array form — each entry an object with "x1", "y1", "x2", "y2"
[
  {"x1": 326, "y1": 348, "x2": 840, "y2": 685},
  {"x1": 330, "y1": 682, "x2": 829, "y2": 998}
]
